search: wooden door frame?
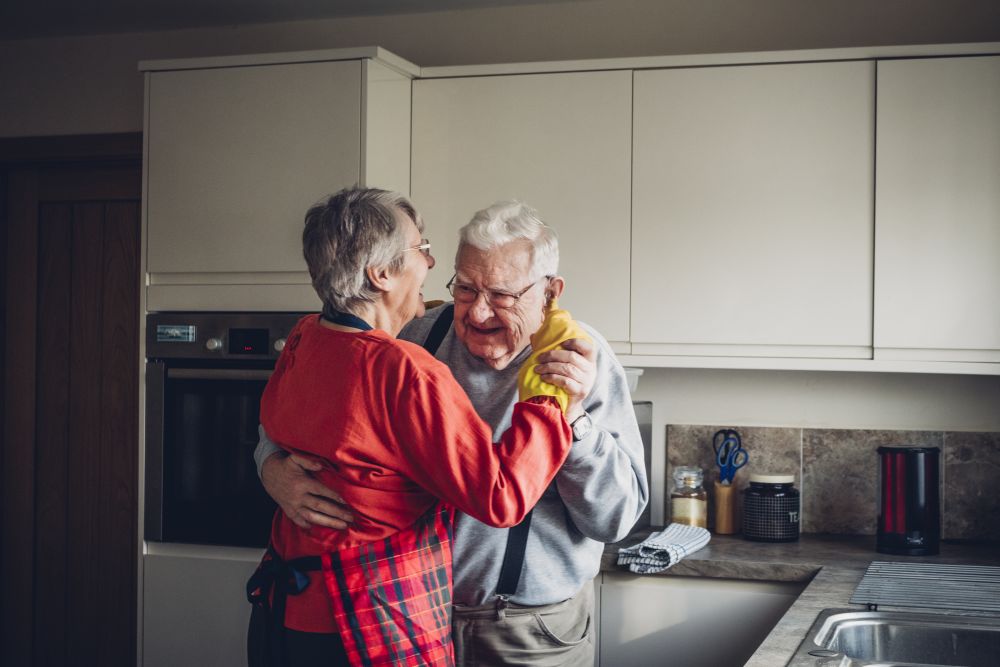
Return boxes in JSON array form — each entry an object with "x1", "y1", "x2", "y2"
[
  {"x1": 0, "y1": 132, "x2": 142, "y2": 666},
  {"x1": 0, "y1": 133, "x2": 142, "y2": 165}
]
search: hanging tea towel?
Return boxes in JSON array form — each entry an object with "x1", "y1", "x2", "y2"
[
  {"x1": 517, "y1": 298, "x2": 591, "y2": 413},
  {"x1": 616, "y1": 523, "x2": 711, "y2": 574}
]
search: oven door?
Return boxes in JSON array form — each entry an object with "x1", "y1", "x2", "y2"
[{"x1": 145, "y1": 362, "x2": 278, "y2": 548}]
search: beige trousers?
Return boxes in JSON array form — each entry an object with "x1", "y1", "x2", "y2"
[{"x1": 452, "y1": 581, "x2": 595, "y2": 667}]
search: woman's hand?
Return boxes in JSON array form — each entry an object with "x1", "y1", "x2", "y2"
[
  {"x1": 534, "y1": 337, "x2": 597, "y2": 423},
  {"x1": 261, "y1": 452, "x2": 354, "y2": 530}
]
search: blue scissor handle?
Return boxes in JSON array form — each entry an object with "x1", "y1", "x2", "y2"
[
  {"x1": 713, "y1": 429, "x2": 748, "y2": 483},
  {"x1": 721, "y1": 447, "x2": 748, "y2": 483},
  {"x1": 713, "y1": 429, "x2": 741, "y2": 457}
]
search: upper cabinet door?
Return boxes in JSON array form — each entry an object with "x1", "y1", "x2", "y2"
[
  {"x1": 875, "y1": 56, "x2": 1000, "y2": 363},
  {"x1": 631, "y1": 61, "x2": 875, "y2": 358},
  {"x1": 145, "y1": 60, "x2": 363, "y2": 275},
  {"x1": 411, "y1": 71, "x2": 633, "y2": 348}
]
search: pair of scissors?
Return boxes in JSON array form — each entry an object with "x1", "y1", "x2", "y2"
[{"x1": 713, "y1": 429, "x2": 748, "y2": 484}]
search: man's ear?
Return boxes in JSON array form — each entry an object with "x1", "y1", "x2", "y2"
[
  {"x1": 545, "y1": 276, "x2": 565, "y2": 304},
  {"x1": 366, "y1": 264, "x2": 395, "y2": 294}
]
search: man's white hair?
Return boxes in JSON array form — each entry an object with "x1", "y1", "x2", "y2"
[{"x1": 458, "y1": 201, "x2": 559, "y2": 280}]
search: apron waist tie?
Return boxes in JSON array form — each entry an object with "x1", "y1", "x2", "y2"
[{"x1": 246, "y1": 545, "x2": 322, "y2": 666}]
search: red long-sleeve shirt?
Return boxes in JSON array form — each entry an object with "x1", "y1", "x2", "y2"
[{"x1": 261, "y1": 315, "x2": 571, "y2": 634}]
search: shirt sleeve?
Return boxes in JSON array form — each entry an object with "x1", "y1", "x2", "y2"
[
  {"x1": 253, "y1": 317, "x2": 308, "y2": 477},
  {"x1": 387, "y1": 354, "x2": 573, "y2": 528},
  {"x1": 553, "y1": 324, "x2": 650, "y2": 542},
  {"x1": 254, "y1": 424, "x2": 283, "y2": 478}
]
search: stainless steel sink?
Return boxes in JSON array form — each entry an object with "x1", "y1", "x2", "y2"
[{"x1": 789, "y1": 608, "x2": 1000, "y2": 666}]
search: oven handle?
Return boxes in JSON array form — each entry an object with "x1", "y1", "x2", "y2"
[{"x1": 166, "y1": 368, "x2": 273, "y2": 381}]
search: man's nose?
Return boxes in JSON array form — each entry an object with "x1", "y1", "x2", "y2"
[
  {"x1": 426, "y1": 251, "x2": 436, "y2": 269},
  {"x1": 467, "y1": 292, "x2": 495, "y2": 321}
]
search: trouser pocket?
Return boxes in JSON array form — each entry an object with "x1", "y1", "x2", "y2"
[{"x1": 453, "y1": 582, "x2": 595, "y2": 667}]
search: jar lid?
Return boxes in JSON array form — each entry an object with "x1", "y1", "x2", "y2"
[
  {"x1": 673, "y1": 466, "x2": 703, "y2": 483},
  {"x1": 749, "y1": 474, "x2": 795, "y2": 484}
]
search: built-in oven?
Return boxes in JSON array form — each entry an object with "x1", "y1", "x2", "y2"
[{"x1": 144, "y1": 312, "x2": 308, "y2": 548}]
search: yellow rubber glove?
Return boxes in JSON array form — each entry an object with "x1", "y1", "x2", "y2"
[{"x1": 517, "y1": 298, "x2": 592, "y2": 413}]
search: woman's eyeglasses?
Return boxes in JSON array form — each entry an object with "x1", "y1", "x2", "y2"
[{"x1": 404, "y1": 239, "x2": 432, "y2": 257}]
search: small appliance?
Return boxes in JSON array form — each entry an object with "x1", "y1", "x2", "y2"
[
  {"x1": 632, "y1": 401, "x2": 654, "y2": 530},
  {"x1": 876, "y1": 446, "x2": 940, "y2": 556}
]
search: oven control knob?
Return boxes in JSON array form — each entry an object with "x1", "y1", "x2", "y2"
[
  {"x1": 274, "y1": 338, "x2": 286, "y2": 353},
  {"x1": 205, "y1": 337, "x2": 223, "y2": 351}
]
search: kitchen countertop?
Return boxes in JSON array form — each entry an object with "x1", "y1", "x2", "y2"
[{"x1": 602, "y1": 531, "x2": 999, "y2": 666}]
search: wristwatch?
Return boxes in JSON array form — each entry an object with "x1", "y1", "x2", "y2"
[{"x1": 570, "y1": 412, "x2": 594, "y2": 441}]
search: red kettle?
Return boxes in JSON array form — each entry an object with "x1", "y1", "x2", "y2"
[{"x1": 876, "y1": 446, "x2": 940, "y2": 556}]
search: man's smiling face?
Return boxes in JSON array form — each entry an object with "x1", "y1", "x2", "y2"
[{"x1": 451, "y1": 240, "x2": 549, "y2": 370}]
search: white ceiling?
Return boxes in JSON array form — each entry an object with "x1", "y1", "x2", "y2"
[{"x1": 0, "y1": 0, "x2": 574, "y2": 40}]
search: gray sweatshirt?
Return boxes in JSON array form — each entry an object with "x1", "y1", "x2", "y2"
[{"x1": 255, "y1": 304, "x2": 648, "y2": 607}]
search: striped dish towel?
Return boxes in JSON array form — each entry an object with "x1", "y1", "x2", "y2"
[{"x1": 616, "y1": 523, "x2": 711, "y2": 574}]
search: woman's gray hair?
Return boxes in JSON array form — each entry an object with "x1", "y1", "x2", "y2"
[
  {"x1": 458, "y1": 201, "x2": 559, "y2": 280},
  {"x1": 303, "y1": 186, "x2": 423, "y2": 314}
]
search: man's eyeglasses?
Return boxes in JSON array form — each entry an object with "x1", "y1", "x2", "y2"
[
  {"x1": 403, "y1": 239, "x2": 432, "y2": 257},
  {"x1": 446, "y1": 274, "x2": 551, "y2": 310}
]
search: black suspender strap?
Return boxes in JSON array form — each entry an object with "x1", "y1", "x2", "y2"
[
  {"x1": 494, "y1": 510, "x2": 533, "y2": 619},
  {"x1": 421, "y1": 303, "x2": 533, "y2": 620},
  {"x1": 422, "y1": 304, "x2": 454, "y2": 355}
]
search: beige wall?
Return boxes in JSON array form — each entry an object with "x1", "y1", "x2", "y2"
[
  {"x1": 2, "y1": 0, "x2": 1000, "y2": 137},
  {"x1": 634, "y1": 369, "x2": 1000, "y2": 433}
]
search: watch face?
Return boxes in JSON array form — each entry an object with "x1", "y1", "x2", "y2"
[{"x1": 572, "y1": 414, "x2": 593, "y2": 440}]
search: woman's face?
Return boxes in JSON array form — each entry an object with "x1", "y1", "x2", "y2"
[{"x1": 391, "y1": 209, "x2": 435, "y2": 328}]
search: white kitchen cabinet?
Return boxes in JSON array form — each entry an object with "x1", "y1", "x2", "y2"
[
  {"x1": 141, "y1": 49, "x2": 415, "y2": 311},
  {"x1": 874, "y1": 56, "x2": 1000, "y2": 363},
  {"x1": 630, "y1": 61, "x2": 875, "y2": 358},
  {"x1": 143, "y1": 546, "x2": 263, "y2": 667},
  {"x1": 411, "y1": 71, "x2": 633, "y2": 350},
  {"x1": 597, "y1": 573, "x2": 803, "y2": 667}
]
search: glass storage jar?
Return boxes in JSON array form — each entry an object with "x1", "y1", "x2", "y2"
[{"x1": 671, "y1": 466, "x2": 707, "y2": 528}]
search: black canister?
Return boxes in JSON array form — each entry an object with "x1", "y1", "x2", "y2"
[{"x1": 743, "y1": 474, "x2": 800, "y2": 542}]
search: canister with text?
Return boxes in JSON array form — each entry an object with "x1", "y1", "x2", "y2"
[{"x1": 743, "y1": 474, "x2": 800, "y2": 542}]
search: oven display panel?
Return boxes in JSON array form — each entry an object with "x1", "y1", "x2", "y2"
[
  {"x1": 229, "y1": 328, "x2": 268, "y2": 355},
  {"x1": 156, "y1": 324, "x2": 197, "y2": 343}
]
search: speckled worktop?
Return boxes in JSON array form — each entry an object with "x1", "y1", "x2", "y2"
[{"x1": 601, "y1": 531, "x2": 999, "y2": 666}]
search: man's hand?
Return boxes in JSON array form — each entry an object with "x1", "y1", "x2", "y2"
[
  {"x1": 261, "y1": 452, "x2": 354, "y2": 530},
  {"x1": 534, "y1": 337, "x2": 597, "y2": 422}
]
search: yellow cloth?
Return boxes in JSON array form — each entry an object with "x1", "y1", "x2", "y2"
[{"x1": 517, "y1": 299, "x2": 592, "y2": 413}]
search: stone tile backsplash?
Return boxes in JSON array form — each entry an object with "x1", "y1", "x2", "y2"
[
  {"x1": 666, "y1": 425, "x2": 1000, "y2": 542},
  {"x1": 943, "y1": 431, "x2": 1000, "y2": 541},
  {"x1": 802, "y1": 429, "x2": 942, "y2": 535}
]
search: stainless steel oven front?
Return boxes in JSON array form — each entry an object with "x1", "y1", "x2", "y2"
[{"x1": 144, "y1": 312, "x2": 308, "y2": 548}]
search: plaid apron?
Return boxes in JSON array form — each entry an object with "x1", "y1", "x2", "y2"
[{"x1": 248, "y1": 504, "x2": 456, "y2": 667}]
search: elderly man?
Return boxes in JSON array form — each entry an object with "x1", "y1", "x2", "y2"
[{"x1": 255, "y1": 201, "x2": 648, "y2": 666}]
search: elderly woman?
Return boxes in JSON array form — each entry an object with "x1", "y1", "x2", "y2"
[{"x1": 247, "y1": 186, "x2": 578, "y2": 667}]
